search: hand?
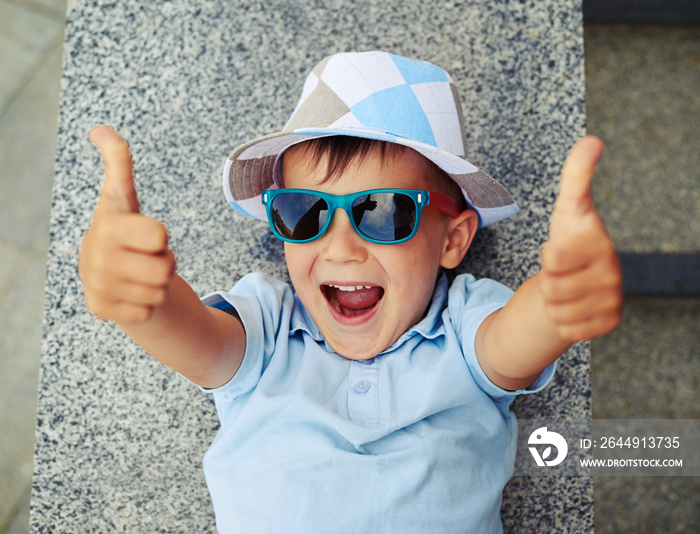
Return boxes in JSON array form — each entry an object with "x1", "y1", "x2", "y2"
[
  {"x1": 539, "y1": 136, "x2": 623, "y2": 343},
  {"x1": 79, "y1": 126, "x2": 176, "y2": 324}
]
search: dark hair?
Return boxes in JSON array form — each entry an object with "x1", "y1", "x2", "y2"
[{"x1": 283, "y1": 136, "x2": 466, "y2": 208}]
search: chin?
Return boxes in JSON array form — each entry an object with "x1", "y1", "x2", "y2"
[{"x1": 327, "y1": 337, "x2": 386, "y2": 361}]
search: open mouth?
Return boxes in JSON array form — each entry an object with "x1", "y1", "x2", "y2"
[{"x1": 322, "y1": 284, "x2": 385, "y2": 318}]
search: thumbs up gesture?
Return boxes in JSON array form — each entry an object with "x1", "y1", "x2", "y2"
[
  {"x1": 539, "y1": 136, "x2": 623, "y2": 343},
  {"x1": 79, "y1": 126, "x2": 176, "y2": 324}
]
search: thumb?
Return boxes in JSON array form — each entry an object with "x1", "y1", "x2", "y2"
[
  {"x1": 89, "y1": 125, "x2": 140, "y2": 214},
  {"x1": 549, "y1": 135, "x2": 604, "y2": 238}
]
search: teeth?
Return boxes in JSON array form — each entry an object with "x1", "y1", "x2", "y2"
[{"x1": 328, "y1": 284, "x2": 372, "y2": 291}]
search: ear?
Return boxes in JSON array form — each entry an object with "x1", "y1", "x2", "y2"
[{"x1": 440, "y1": 209, "x2": 479, "y2": 269}]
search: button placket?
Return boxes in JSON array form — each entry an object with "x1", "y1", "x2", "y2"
[{"x1": 347, "y1": 358, "x2": 380, "y2": 425}]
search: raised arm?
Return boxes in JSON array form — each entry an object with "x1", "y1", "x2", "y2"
[
  {"x1": 476, "y1": 136, "x2": 623, "y2": 391},
  {"x1": 79, "y1": 126, "x2": 245, "y2": 389}
]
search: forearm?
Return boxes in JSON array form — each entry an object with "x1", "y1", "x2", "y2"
[
  {"x1": 476, "y1": 273, "x2": 571, "y2": 391},
  {"x1": 475, "y1": 137, "x2": 622, "y2": 391},
  {"x1": 117, "y1": 274, "x2": 245, "y2": 388},
  {"x1": 82, "y1": 127, "x2": 245, "y2": 389}
]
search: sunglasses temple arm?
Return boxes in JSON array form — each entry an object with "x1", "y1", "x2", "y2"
[{"x1": 427, "y1": 191, "x2": 464, "y2": 219}]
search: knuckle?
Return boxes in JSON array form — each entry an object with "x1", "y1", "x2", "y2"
[
  {"x1": 552, "y1": 303, "x2": 576, "y2": 324},
  {"x1": 93, "y1": 217, "x2": 116, "y2": 242},
  {"x1": 88, "y1": 268, "x2": 115, "y2": 297},
  {"x1": 539, "y1": 273, "x2": 557, "y2": 299},
  {"x1": 157, "y1": 257, "x2": 174, "y2": 281},
  {"x1": 152, "y1": 287, "x2": 168, "y2": 305},
  {"x1": 85, "y1": 296, "x2": 110, "y2": 321},
  {"x1": 557, "y1": 325, "x2": 580, "y2": 345},
  {"x1": 87, "y1": 279, "x2": 106, "y2": 298},
  {"x1": 607, "y1": 270, "x2": 623, "y2": 292},
  {"x1": 589, "y1": 318, "x2": 613, "y2": 339},
  {"x1": 592, "y1": 289, "x2": 622, "y2": 318},
  {"x1": 137, "y1": 284, "x2": 165, "y2": 305},
  {"x1": 602, "y1": 309, "x2": 622, "y2": 332},
  {"x1": 146, "y1": 257, "x2": 174, "y2": 284},
  {"x1": 81, "y1": 271, "x2": 103, "y2": 296},
  {"x1": 144, "y1": 218, "x2": 169, "y2": 249},
  {"x1": 545, "y1": 302, "x2": 567, "y2": 324},
  {"x1": 164, "y1": 249, "x2": 177, "y2": 273},
  {"x1": 156, "y1": 223, "x2": 170, "y2": 248},
  {"x1": 127, "y1": 306, "x2": 152, "y2": 323},
  {"x1": 92, "y1": 251, "x2": 111, "y2": 273},
  {"x1": 114, "y1": 303, "x2": 151, "y2": 324},
  {"x1": 542, "y1": 245, "x2": 567, "y2": 272},
  {"x1": 605, "y1": 292, "x2": 623, "y2": 313}
]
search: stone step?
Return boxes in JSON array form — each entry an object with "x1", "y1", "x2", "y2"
[
  {"x1": 620, "y1": 253, "x2": 700, "y2": 297},
  {"x1": 584, "y1": 0, "x2": 700, "y2": 23}
]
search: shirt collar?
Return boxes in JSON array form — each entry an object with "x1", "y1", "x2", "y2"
[
  {"x1": 385, "y1": 272, "x2": 448, "y2": 350},
  {"x1": 289, "y1": 273, "x2": 448, "y2": 351}
]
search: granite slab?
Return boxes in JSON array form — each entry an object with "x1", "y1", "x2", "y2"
[{"x1": 33, "y1": 1, "x2": 591, "y2": 531}]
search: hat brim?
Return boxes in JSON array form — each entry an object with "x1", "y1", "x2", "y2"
[{"x1": 224, "y1": 127, "x2": 518, "y2": 228}]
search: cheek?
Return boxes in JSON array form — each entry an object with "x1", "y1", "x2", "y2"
[
  {"x1": 382, "y1": 243, "x2": 441, "y2": 300},
  {"x1": 410, "y1": 220, "x2": 449, "y2": 272},
  {"x1": 391, "y1": 223, "x2": 447, "y2": 298},
  {"x1": 284, "y1": 243, "x2": 317, "y2": 293}
]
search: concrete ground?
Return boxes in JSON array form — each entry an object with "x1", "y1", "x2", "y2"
[
  {"x1": 0, "y1": 1, "x2": 66, "y2": 532},
  {"x1": 0, "y1": 2, "x2": 697, "y2": 532},
  {"x1": 585, "y1": 23, "x2": 700, "y2": 533}
]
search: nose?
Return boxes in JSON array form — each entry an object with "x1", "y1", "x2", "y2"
[{"x1": 319, "y1": 208, "x2": 369, "y2": 263}]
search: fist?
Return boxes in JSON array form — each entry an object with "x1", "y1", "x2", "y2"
[
  {"x1": 539, "y1": 136, "x2": 623, "y2": 343},
  {"x1": 79, "y1": 126, "x2": 176, "y2": 324}
]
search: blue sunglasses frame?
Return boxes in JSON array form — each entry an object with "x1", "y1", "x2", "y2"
[{"x1": 261, "y1": 188, "x2": 462, "y2": 244}]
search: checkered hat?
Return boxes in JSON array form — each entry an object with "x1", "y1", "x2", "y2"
[{"x1": 223, "y1": 51, "x2": 518, "y2": 227}]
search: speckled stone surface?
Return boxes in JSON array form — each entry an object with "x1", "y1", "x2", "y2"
[{"x1": 33, "y1": 1, "x2": 591, "y2": 531}]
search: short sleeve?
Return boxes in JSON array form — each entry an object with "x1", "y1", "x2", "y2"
[
  {"x1": 199, "y1": 273, "x2": 296, "y2": 425},
  {"x1": 446, "y1": 274, "x2": 557, "y2": 403}
]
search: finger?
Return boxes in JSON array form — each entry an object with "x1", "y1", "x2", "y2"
[
  {"x1": 540, "y1": 266, "x2": 621, "y2": 304},
  {"x1": 540, "y1": 230, "x2": 615, "y2": 274},
  {"x1": 108, "y1": 302, "x2": 153, "y2": 324},
  {"x1": 545, "y1": 290, "x2": 622, "y2": 325},
  {"x1": 549, "y1": 136, "x2": 604, "y2": 243},
  {"x1": 85, "y1": 270, "x2": 168, "y2": 306},
  {"x1": 90, "y1": 125, "x2": 140, "y2": 214},
  {"x1": 110, "y1": 280, "x2": 168, "y2": 306},
  {"x1": 539, "y1": 259, "x2": 619, "y2": 303},
  {"x1": 85, "y1": 293, "x2": 153, "y2": 324},
  {"x1": 96, "y1": 213, "x2": 170, "y2": 254},
  {"x1": 86, "y1": 244, "x2": 175, "y2": 289},
  {"x1": 107, "y1": 249, "x2": 176, "y2": 287},
  {"x1": 551, "y1": 310, "x2": 622, "y2": 344},
  {"x1": 83, "y1": 249, "x2": 173, "y2": 297},
  {"x1": 555, "y1": 135, "x2": 604, "y2": 215}
]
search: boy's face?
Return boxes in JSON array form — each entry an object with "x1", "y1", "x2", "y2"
[{"x1": 282, "y1": 144, "x2": 477, "y2": 360}]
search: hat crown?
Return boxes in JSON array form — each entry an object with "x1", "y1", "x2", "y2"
[{"x1": 283, "y1": 51, "x2": 469, "y2": 159}]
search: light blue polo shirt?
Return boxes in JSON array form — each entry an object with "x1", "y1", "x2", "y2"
[{"x1": 201, "y1": 272, "x2": 555, "y2": 533}]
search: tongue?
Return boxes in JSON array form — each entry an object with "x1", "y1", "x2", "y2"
[{"x1": 334, "y1": 286, "x2": 383, "y2": 311}]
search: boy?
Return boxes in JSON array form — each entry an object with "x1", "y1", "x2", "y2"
[{"x1": 80, "y1": 52, "x2": 621, "y2": 532}]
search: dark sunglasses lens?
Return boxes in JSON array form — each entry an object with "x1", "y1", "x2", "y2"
[
  {"x1": 271, "y1": 192, "x2": 329, "y2": 241},
  {"x1": 352, "y1": 192, "x2": 416, "y2": 242}
]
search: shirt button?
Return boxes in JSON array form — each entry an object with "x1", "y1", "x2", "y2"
[
  {"x1": 354, "y1": 380, "x2": 371, "y2": 395},
  {"x1": 360, "y1": 358, "x2": 375, "y2": 366}
]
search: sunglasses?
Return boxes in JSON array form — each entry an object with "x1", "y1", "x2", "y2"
[{"x1": 261, "y1": 188, "x2": 462, "y2": 244}]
